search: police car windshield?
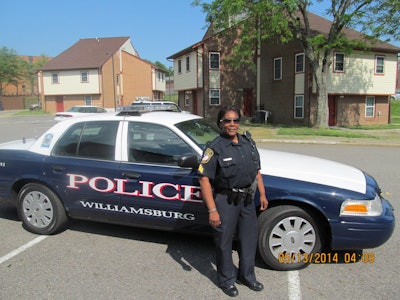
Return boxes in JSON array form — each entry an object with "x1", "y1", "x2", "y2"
[{"x1": 176, "y1": 119, "x2": 220, "y2": 150}]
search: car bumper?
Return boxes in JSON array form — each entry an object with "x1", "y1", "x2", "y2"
[{"x1": 330, "y1": 199, "x2": 395, "y2": 250}]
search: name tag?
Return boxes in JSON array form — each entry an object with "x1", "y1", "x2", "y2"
[{"x1": 223, "y1": 157, "x2": 232, "y2": 161}]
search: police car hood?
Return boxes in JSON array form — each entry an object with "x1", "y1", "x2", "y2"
[
  {"x1": 0, "y1": 139, "x2": 36, "y2": 150},
  {"x1": 258, "y1": 149, "x2": 366, "y2": 194}
]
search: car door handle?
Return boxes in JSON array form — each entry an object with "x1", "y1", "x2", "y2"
[
  {"x1": 51, "y1": 165, "x2": 66, "y2": 172},
  {"x1": 121, "y1": 172, "x2": 141, "y2": 179}
]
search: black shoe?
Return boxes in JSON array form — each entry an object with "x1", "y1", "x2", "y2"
[
  {"x1": 222, "y1": 285, "x2": 239, "y2": 297},
  {"x1": 237, "y1": 278, "x2": 264, "y2": 292}
]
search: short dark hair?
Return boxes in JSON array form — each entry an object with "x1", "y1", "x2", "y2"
[{"x1": 217, "y1": 105, "x2": 241, "y2": 127}]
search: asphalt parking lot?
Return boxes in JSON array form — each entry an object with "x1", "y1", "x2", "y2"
[{"x1": 0, "y1": 113, "x2": 398, "y2": 299}]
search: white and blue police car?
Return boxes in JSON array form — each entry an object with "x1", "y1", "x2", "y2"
[{"x1": 0, "y1": 110, "x2": 394, "y2": 270}]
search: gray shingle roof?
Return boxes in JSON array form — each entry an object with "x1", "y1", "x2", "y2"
[
  {"x1": 40, "y1": 37, "x2": 130, "y2": 71},
  {"x1": 168, "y1": 12, "x2": 399, "y2": 59},
  {"x1": 306, "y1": 12, "x2": 399, "y2": 53}
]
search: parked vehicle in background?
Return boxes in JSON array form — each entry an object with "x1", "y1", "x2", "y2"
[
  {"x1": 29, "y1": 104, "x2": 41, "y2": 111},
  {"x1": 391, "y1": 91, "x2": 400, "y2": 100},
  {"x1": 54, "y1": 105, "x2": 107, "y2": 121}
]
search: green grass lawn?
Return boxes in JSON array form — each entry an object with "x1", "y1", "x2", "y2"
[
  {"x1": 272, "y1": 100, "x2": 400, "y2": 138},
  {"x1": 390, "y1": 100, "x2": 400, "y2": 124}
]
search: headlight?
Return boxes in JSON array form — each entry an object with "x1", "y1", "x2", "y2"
[{"x1": 340, "y1": 193, "x2": 383, "y2": 216}]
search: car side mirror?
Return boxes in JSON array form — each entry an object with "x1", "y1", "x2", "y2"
[{"x1": 178, "y1": 153, "x2": 200, "y2": 169}]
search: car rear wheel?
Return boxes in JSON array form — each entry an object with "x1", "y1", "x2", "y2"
[
  {"x1": 17, "y1": 183, "x2": 68, "y2": 235},
  {"x1": 257, "y1": 205, "x2": 322, "y2": 271}
]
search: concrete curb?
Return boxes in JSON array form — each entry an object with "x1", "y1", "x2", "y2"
[{"x1": 255, "y1": 138, "x2": 400, "y2": 147}]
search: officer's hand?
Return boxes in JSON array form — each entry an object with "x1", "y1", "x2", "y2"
[
  {"x1": 259, "y1": 195, "x2": 268, "y2": 211},
  {"x1": 209, "y1": 211, "x2": 221, "y2": 227}
]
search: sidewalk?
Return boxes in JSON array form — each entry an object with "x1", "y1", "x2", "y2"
[{"x1": 254, "y1": 128, "x2": 400, "y2": 146}]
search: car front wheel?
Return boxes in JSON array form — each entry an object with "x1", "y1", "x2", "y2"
[
  {"x1": 257, "y1": 205, "x2": 323, "y2": 271},
  {"x1": 17, "y1": 183, "x2": 68, "y2": 235}
]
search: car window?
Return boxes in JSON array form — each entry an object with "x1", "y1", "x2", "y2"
[
  {"x1": 127, "y1": 122, "x2": 196, "y2": 165},
  {"x1": 67, "y1": 106, "x2": 81, "y2": 112},
  {"x1": 52, "y1": 121, "x2": 119, "y2": 160},
  {"x1": 175, "y1": 119, "x2": 220, "y2": 150}
]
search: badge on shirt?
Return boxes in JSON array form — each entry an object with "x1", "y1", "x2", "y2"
[{"x1": 201, "y1": 148, "x2": 214, "y2": 164}]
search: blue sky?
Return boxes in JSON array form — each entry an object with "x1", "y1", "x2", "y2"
[{"x1": 1, "y1": 0, "x2": 398, "y2": 68}]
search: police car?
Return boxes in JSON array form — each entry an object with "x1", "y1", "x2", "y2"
[{"x1": 0, "y1": 111, "x2": 395, "y2": 271}]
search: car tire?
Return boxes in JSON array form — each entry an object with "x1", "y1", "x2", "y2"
[
  {"x1": 17, "y1": 183, "x2": 68, "y2": 235},
  {"x1": 257, "y1": 205, "x2": 322, "y2": 271}
]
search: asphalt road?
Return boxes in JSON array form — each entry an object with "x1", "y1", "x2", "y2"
[{"x1": 0, "y1": 115, "x2": 398, "y2": 299}]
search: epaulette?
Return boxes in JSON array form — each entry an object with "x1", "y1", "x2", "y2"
[
  {"x1": 242, "y1": 131, "x2": 256, "y2": 149},
  {"x1": 243, "y1": 131, "x2": 252, "y2": 139}
]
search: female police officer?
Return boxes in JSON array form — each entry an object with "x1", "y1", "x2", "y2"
[{"x1": 198, "y1": 105, "x2": 268, "y2": 297}]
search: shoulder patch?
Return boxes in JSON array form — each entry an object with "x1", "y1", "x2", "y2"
[{"x1": 201, "y1": 148, "x2": 214, "y2": 164}]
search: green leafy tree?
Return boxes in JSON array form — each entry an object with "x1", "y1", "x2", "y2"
[
  {"x1": 193, "y1": 0, "x2": 399, "y2": 128},
  {"x1": 0, "y1": 47, "x2": 26, "y2": 102},
  {"x1": 26, "y1": 54, "x2": 49, "y2": 94},
  {"x1": 153, "y1": 61, "x2": 174, "y2": 76}
]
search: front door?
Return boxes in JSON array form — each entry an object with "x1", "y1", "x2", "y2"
[
  {"x1": 243, "y1": 89, "x2": 253, "y2": 116},
  {"x1": 328, "y1": 95, "x2": 336, "y2": 126},
  {"x1": 56, "y1": 96, "x2": 64, "y2": 112},
  {"x1": 120, "y1": 121, "x2": 208, "y2": 232},
  {"x1": 192, "y1": 91, "x2": 198, "y2": 115}
]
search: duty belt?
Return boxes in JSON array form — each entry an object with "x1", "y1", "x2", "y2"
[{"x1": 215, "y1": 186, "x2": 254, "y2": 206}]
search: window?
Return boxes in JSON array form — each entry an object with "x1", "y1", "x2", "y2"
[
  {"x1": 295, "y1": 53, "x2": 305, "y2": 73},
  {"x1": 81, "y1": 71, "x2": 89, "y2": 83},
  {"x1": 185, "y1": 91, "x2": 190, "y2": 106},
  {"x1": 186, "y1": 56, "x2": 190, "y2": 71},
  {"x1": 375, "y1": 56, "x2": 385, "y2": 74},
  {"x1": 334, "y1": 53, "x2": 345, "y2": 72},
  {"x1": 178, "y1": 60, "x2": 182, "y2": 73},
  {"x1": 209, "y1": 52, "x2": 220, "y2": 69},
  {"x1": 157, "y1": 72, "x2": 164, "y2": 81},
  {"x1": 274, "y1": 57, "x2": 282, "y2": 80},
  {"x1": 51, "y1": 73, "x2": 59, "y2": 84},
  {"x1": 366, "y1": 96, "x2": 375, "y2": 117},
  {"x1": 84, "y1": 95, "x2": 92, "y2": 106},
  {"x1": 294, "y1": 95, "x2": 304, "y2": 118},
  {"x1": 127, "y1": 122, "x2": 195, "y2": 165},
  {"x1": 209, "y1": 89, "x2": 220, "y2": 105},
  {"x1": 52, "y1": 121, "x2": 119, "y2": 160}
]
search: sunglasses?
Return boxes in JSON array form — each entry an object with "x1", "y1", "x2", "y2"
[{"x1": 220, "y1": 118, "x2": 240, "y2": 124}]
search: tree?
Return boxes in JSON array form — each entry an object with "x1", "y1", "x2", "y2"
[
  {"x1": 193, "y1": 0, "x2": 399, "y2": 128},
  {"x1": 25, "y1": 54, "x2": 49, "y2": 94},
  {"x1": 0, "y1": 47, "x2": 26, "y2": 102}
]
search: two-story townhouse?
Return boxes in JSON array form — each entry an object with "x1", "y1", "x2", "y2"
[
  {"x1": 151, "y1": 66, "x2": 166, "y2": 100},
  {"x1": 260, "y1": 13, "x2": 400, "y2": 127},
  {"x1": 167, "y1": 27, "x2": 256, "y2": 119},
  {"x1": 39, "y1": 37, "x2": 165, "y2": 113},
  {"x1": 170, "y1": 13, "x2": 399, "y2": 126}
]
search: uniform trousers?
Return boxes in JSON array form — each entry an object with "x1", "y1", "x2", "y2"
[{"x1": 213, "y1": 192, "x2": 258, "y2": 289}]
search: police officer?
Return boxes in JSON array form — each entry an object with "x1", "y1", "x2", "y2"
[{"x1": 198, "y1": 105, "x2": 268, "y2": 297}]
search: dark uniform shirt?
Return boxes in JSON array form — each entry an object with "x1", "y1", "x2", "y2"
[{"x1": 198, "y1": 133, "x2": 261, "y2": 190}]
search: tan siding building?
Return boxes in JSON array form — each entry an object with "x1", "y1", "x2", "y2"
[{"x1": 39, "y1": 37, "x2": 165, "y2": 113}]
